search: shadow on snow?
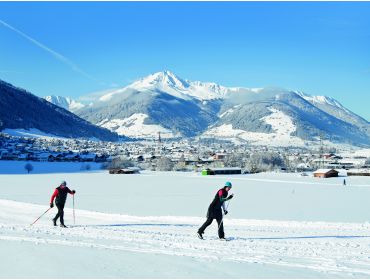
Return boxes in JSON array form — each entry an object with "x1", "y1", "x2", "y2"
[
  {"x1": 228, "y1": 235, "x2": 370, "y2": 241},
  {"x1": 72, "y1": 223, "x2": 197, "y2": 228},
  {"x1": 70, "y1": 223, "x2": 370, "y2": 241}
]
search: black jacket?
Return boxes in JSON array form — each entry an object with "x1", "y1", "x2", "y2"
[
  {"x1": 207, "y1": 188, "x2": 229, "y2": 219},
  {"x1": 51, "y1": 186, "x2": 73, "y2": 207}
]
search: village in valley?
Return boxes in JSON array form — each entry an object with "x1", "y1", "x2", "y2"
[{"x1": 1, "y1": 131, "x2": 369, "y2": 178}]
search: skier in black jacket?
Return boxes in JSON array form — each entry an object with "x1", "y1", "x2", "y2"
[
  {"x1": 50, "y1": 181, "x2": 76, "y2": 228},
  {"x1": 198, "y1": 181, "x2": 234, "y2": 240}
]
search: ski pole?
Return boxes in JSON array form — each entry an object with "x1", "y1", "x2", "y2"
[
  {"x1": 30, "y1": 207, "x2": 52, "y2": 226},
  {"x1": 73, "y1": 195, "x2": 75, "y2": 225},
  {"x1": 218, "y1": 200, "x2": 231, "y2": 230}
]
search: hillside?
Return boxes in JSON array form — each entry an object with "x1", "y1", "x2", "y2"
[{"x1": 0, "y1": 80, "x2": 118, "y2": 141}]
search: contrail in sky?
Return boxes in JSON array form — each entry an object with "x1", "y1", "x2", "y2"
[{"x1": 0, "y1": 19, "x2": 102, "y2": 84}]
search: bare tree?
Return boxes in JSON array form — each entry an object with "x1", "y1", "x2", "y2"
[
  {"x1": 224, "y1": 153, "x2": 244, "y2": 167},
  {"x1": 24, "y1": 163, "x2": 34, "y2": 174},
  {"x1": 246, "y1": 152, "x2": 285, "y2": 172},
  {"x1": 102, "y1": 157, "x2": 135, "y2": 170},
  {"x1": 80, "y1": 163, "x2": 91, "y2": 171},
  {"x1": 174, "y1": 155, "x2": 187, "y2": 171},
  {"x1": 156, "y1": 156, "x2": 174, "y2": 171}
]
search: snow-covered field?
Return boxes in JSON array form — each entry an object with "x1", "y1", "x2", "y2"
[
  {"x1": 1, "y1": 171, "x2": 370, "y2": 278},
  {"x1": 0, "y1": 160, "x2": 102, "y2": 174},
  {"x1": 1, "y1": 128, "x2": 68, "y2": 139}
]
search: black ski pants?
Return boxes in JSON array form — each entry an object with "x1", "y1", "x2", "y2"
[
  {"x1": 198, "y1": 216, "x2": 224, "y2": 238},
  {"x1": 53, "y1": 203, "x2": 65, "y2": 225}
]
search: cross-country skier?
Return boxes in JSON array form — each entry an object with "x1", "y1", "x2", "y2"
[
  {"x1": 50, "y1": 181, "x2": 76, "y2": 228},
  {"x1": 197, "y1": 181, "x2": 234, "y2": 240}
]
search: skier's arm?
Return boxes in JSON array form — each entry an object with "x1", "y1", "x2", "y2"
[
  {"x1": 50, "y1": 189, "x2": 58, "y2": 204},
  {"x1": 67, "y1": 187, "x2": 76, "y2": 195},
  {"x1": 218, "y1": 190, "x2": 233, "y2": 203}
]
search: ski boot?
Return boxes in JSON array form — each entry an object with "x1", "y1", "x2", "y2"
[
  {"x1": 197, "y1": 232, "x2": 204, "y2": 240},
  {"x1": 52, "y1": 218, "x2": 57, "y2": 226},
  {"x1": 60, "y1": 224, "x2": 67, "y2": 228}
]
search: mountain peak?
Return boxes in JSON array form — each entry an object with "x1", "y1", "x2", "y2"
[
  {"x1": 44, "y1": 95, "x2": 85, "y2": 112},
  {"x1": 130, "y1": 70, "x2": 189, "y2": 90}
]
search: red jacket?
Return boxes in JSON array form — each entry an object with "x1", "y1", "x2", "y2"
[{"x1": 50, "y1": 185, "x2": 74, "y2": 205}]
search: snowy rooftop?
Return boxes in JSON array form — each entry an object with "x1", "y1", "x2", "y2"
[{"x1": 313, "y1": 169, "x2": 338, "y2": 173}]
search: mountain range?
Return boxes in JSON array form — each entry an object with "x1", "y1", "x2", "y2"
[
  {"x1": 0, "y1": 79, "x2": 118, "y2": 141},
  {"x1": 62, "y1": 71, "x2": 369, "y2": 147},
  {"x1": 1, "y1": 71, "x2": 368, "y2": 147}
]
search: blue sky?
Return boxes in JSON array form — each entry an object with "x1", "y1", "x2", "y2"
[{"x1": 0, "y1": 2, "x2": 369, "y2": 120}]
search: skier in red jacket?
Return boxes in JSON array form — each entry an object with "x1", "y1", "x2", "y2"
[{"x1": 50, "y1": 181, "x2": 76, "y2": 228}]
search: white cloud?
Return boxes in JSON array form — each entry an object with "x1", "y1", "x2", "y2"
[{"x1": 78, "y1": 88, "x2": 120, "y2": 102}]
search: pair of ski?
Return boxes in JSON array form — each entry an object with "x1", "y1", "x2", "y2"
[
  {"x1": 197, "y1": 233, "x2": 231, "y2": 241},
  {"x1": 54, "y1": 225, "x2": 69, "y2": 228}
]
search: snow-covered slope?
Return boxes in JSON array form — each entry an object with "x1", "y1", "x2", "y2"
[
  {"x1": 295, "y1": 91, "x2": 350, "y2": 112},
  {"x1": 0, "y1": 79, "x2": 118, "y2": 141},
  {"x1": 295, "y1": 91, "x2": 370, "y2": 137},
  {"x1": 205, "y1": 107, "x2": 305, "y2": 147},
  {"x1": 97, "y1": 113, "x2": 177, "y2": 139},
  {"x1": 211, "y1": 91, "x2": 369, "y2": 146},
  {"x1": 1, "y1": 128, "x2": 67, "y2": 139},
  {"x1": 44, "y1": 95, "x2": 85, "y2": 112}
]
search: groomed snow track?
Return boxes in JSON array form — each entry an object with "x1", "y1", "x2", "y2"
[{"x1": 1, "y1": 199, "x2": 370, "y2": 278}]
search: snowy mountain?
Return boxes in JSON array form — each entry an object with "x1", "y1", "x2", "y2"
[
  {"x1": 76, "y1": 72, "x2": 222, "y2": 138},
  {"x1": 0, "y1": 79, "x2": 118, "y2": 141},
  {"x1": 75, "y1": 71, "x2": 369, "y2": 146},
  {"x1": 75, "y1": 71, "x2": 263, "y2": 139},
  {"x1": 98, "y1": 70, "x2": 260, "y2": 102},
  {"x1": 44, "y1": 95, "x2": 85, "y2": 112},
  {"x1": 206, "y1": 88, "x2": 370, "y2": 146},
  {"x1": 295, "y1": 91, "x2": 370, "y2": 137}
]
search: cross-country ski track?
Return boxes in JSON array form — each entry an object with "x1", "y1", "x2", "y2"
[{"x1": 1, "y1": 199, "x2": 370, "y2": 278}]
